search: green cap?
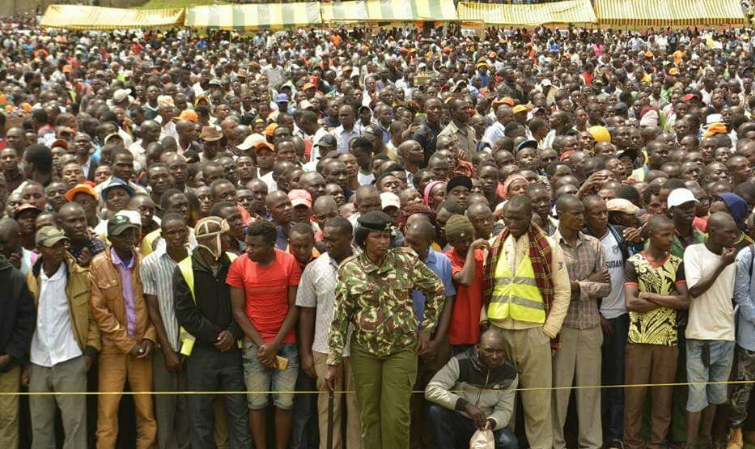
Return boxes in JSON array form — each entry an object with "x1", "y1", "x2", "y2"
[{"x1": 36, "y1": 226, "x2": 69, "y2": 248}]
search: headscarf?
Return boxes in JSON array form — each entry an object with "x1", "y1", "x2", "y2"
[
  {"x1": 423, "y1": 180, "x2": 446, "y2": 206},
  {"x1": 502, "y1": 174, "x2": 528, "y2": 200}
]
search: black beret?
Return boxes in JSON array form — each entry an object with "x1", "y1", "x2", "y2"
[{"x1": 357, "y1": 211, "x2": 394, "y2": 232}]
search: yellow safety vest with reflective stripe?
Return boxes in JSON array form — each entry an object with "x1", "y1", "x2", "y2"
[
  {"x1": 488, "y1": 252, "x2": 546, "y2": 324},
  {"x1": 177, "y1": 252, "x2": 238, "y2": 356}
]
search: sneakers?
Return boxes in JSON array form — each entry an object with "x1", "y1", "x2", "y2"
[
  {"x1": 727, "y1": 428, "x2": 744, "y2": 449},
  {"x1": 606, "y1": 440, "x2": 625, "y2": 449}
]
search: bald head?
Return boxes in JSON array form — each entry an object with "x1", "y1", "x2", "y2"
[
  {"x1": 555, "y1": 194, "x2": 583, "y2": 213},
  {"x1": 406, "y1": 220, "x2": 436, "y2": 242}
]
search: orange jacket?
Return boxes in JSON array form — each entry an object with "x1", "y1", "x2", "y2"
[{"x1": 89, "y1": 249, "x2": 155, "y2": 355}]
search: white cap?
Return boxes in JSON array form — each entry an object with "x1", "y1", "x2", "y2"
[
  {"x1": 706, "y1": 113, "x2": 724, "y2": 125},
  {"x1": 380, "y1": 192, "x2": 401, "y2": 210},
  {"x1": 541, "y1": 79, "x2": 552, "y2": 87},
  {"x1": 299, "y1": 100, "x2": 314, "y2": 110},
  {"x1": 237, "y1": 133, "x2": 266, "y2": 151},
  {"x1": 667, "y1": 188, "x2": 699, "y2": 208},
  {"x1": 112, "y1": 88, "x2": 132, "y2": 103}
]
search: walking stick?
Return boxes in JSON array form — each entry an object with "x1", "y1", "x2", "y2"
[{"x1": 327, "y1": 390, "x2": 335, "y2": 449}]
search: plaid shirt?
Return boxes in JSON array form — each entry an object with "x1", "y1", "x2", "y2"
[{"x1": 553, "y1": 230, "x2": 611, "y2": 329}]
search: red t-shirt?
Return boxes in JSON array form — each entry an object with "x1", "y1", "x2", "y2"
[
  {"x1": 445, "y1": 248, "x2": 485, "y2": 346},
  {"x1": 226, "y1": 250, "x2": 301, "y2": 344}
]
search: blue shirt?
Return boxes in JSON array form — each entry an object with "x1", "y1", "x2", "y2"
[
  {"x1": 275, "y1": 225, "x2": 288, "y2": 251},
  {"x1": 734, "y1": 246, "x2": 755, "y2": 350},
  {"x1": 412, "y1": 249, "x2": 455, "y2": 324}
]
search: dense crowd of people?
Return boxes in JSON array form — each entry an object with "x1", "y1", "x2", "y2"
[{"x1": 5, "y1": 13, "x2": 755, "y2": 449}]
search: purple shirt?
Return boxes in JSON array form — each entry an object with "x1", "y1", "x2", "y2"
[{"x1": 111, "y1": 248, "x2": 136, "y2": 336}]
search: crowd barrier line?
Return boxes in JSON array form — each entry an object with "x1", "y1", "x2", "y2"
[{"x1": 2, "y1": 379, "x2": 755, "y2": 395}]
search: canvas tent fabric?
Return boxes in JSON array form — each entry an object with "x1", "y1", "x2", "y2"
[
  {"x1": 593, "y1": 0, "x2": 746, "y2": 27},
  {"x1": 457, "y1": 0, "x2": 596, "y2": 26},
  {"x1": 40, "y1": 5, "x2": 184, "y2": 30},
  {"x1": 321, "y1": 0, "x2": 458, "y2": 23},
  {"x1": 184, "y1": 3, "x2": 322, "y2": 30}
]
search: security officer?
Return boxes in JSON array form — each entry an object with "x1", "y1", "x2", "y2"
[{"x1": 325, "y1": 211, "x2": 445, "y2": 449}]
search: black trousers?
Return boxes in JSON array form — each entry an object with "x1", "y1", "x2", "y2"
[{"x1": 187, "y1": 344, "x2": 253, "y2": 449}]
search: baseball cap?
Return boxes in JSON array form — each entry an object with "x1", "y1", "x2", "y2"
[
  {"x1": 174, "y1": 109, "x2": 199, "y2": 123},
  {"x1": 446, "y1": 175, "x2": 473, "y2": 193},
  {"x1": 36, "y1": 226, "x2": 69, "y2": 248},
  {"x1": 380, "y1": 192, "x2": 400, "y2": 210},
  {"x1": 667, "y1": 188, "x2": 699, "y2": 208},
  {"x1": 107, "y1": 210, "x2": 141, "y2": 236},
  {"x1": 275, "y1": 93, "x2": 290, "y2": 103},
  {"x1": 51, "y1": 139, "x2": 69, "y2": 151},
  {"x1": 65, "y1": 183, "x2": 99, "y2": 202},
  {"x1": 254, "y1": 141, "x2": 274, "y2": 154},
  {"x1": 513, "y1": 105, "x2": 531, "y2": 114},
  {"x1": 606, "y1": 198, "x2": 639, "y2": 215},
  {"x1": 316, "y1": 134, "x2": 337, "y2": 149},
  {"x1": 237, "y1": 133, "x2": 267, "y2": 151},
  {"x1": 102, "y1": 177, "x2": 135, "y2": 199},
  {"x1": 516, "y1": 139, "x2": 538, "y2": 152},
  {"x1": 13, "y1": 203, "x2": 42, "y2": 220},
  {"x1": 288, "y1": 189, "x2": 312, "y2": 208}
]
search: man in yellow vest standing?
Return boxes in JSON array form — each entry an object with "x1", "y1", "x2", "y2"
[
  {"x1": 173, "y1": 216, "x2": 253, "y2": 449},
  {"x1": 483, "y1": 194, "x2": 571, "y2": 449}
]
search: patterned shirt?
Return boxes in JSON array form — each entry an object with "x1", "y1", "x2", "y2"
[
  {"x1": 68, "y1": 235, "x2": 108, "y2": 261},
  {"x1": 295, "y1": 252, "x2": 352, "y2": 356},
  {"x1": 553, "y1": 230, "x2": 611, "y2": 330},
  {"x1": 140, "y1": 247, "x2": 182, "y2": 352},
  {"x1": 624, "y1": 252, "x2": 686, "y2": 346},
  {"x1": 327, "y1": 248, "x2": 445, "y2": 365}
]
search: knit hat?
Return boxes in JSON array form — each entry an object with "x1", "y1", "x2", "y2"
[
  {"x1": 445, "y1": 215, "x2": 475, "y2": 242},
  {"x1": 715, "y1": 193, "x2": 748, "y2": 227}
]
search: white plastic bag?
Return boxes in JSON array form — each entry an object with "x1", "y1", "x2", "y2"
[{"x1": 469, "y1": 429, "x2": 495, "y2": 449}]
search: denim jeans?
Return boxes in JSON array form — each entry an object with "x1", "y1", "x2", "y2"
[
  {"x1": 427, "y1": 403, "x2": 518, "y2": 449},
  {"x1": 601, "y1": 314, "x2": 629, "y2": 443}
]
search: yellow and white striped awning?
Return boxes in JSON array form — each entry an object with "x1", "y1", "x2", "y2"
[
  {"x1": 185, "y1": 3, "x2": 322, "y2": 30},
  {"x1": 457, "y1": 0, "x2": 596, "y2": 26},
  {"x1": 321, "y1": 0, "x2": 458, "y2": 23},
  {"x1": 594, "y1": 0, "x2": 746, "y2": 27},
  {"x1": 40, "y1": 5, "x2": 184, "y2": 30}
]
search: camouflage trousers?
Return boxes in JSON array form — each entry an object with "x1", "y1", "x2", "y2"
[{"x1": 729, "y1": 346, "x2": 755, "y2": 428}]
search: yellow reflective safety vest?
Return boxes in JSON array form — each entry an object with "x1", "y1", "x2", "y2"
[
  {"x1": 488, "y1": 252, "x2": 546, "y2": 324},
  {"x1": 177, "y1": 252, "x2": 238, "y2": 356}
]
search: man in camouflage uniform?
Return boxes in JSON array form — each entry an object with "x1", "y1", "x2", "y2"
[{"x1": 325, "y1": 211, "x2": 445, "y2": 449}]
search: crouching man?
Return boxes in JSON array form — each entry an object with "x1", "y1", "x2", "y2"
[{"x1": 425, "y1": 328, "x2": 518, "y2": 449}]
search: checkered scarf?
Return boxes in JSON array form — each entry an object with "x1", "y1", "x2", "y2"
[{"x1": 484, "y1": 222, "x2": 559, "y2": 350}]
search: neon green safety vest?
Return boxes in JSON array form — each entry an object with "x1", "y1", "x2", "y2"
[
  {"x1": 177, "y1": 252, "x2": 238, "y2": 356},
  {"x1": 488, "y1": 252, "x2": 546, "y2": 324}
]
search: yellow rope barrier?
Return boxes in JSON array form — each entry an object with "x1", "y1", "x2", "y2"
[{"x1": 2, "y1": 379, "x2": 754, "y2": 395}]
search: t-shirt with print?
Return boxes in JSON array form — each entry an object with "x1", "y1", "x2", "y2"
[
  {"x1": 600, "y1": 231, "x2": 627, "y2": 319},
  {"x1": 624, "y1": 251, "x2": 686, "y2": 346},
  {"x1": 227, "y1": 249, "x2": 301, "y2": 344}
]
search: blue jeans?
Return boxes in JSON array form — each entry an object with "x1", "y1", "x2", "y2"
[
  {"x1": 428, "y1": 403, "x2": 517, "y2": 449},
  {"x1": 241, "y1": 341, "x2": 299, "y2": 410},
  {"x1": 686, "y1": 339, "x2": 735, "y2": 412}
]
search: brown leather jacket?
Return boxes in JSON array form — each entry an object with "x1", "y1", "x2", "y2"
[
  {"x1": 27, "y1": 254, "x2": 101, "y2": 356},
  {"x1": 89, "y1": 248, "x2": 155, "y2": 355}
]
